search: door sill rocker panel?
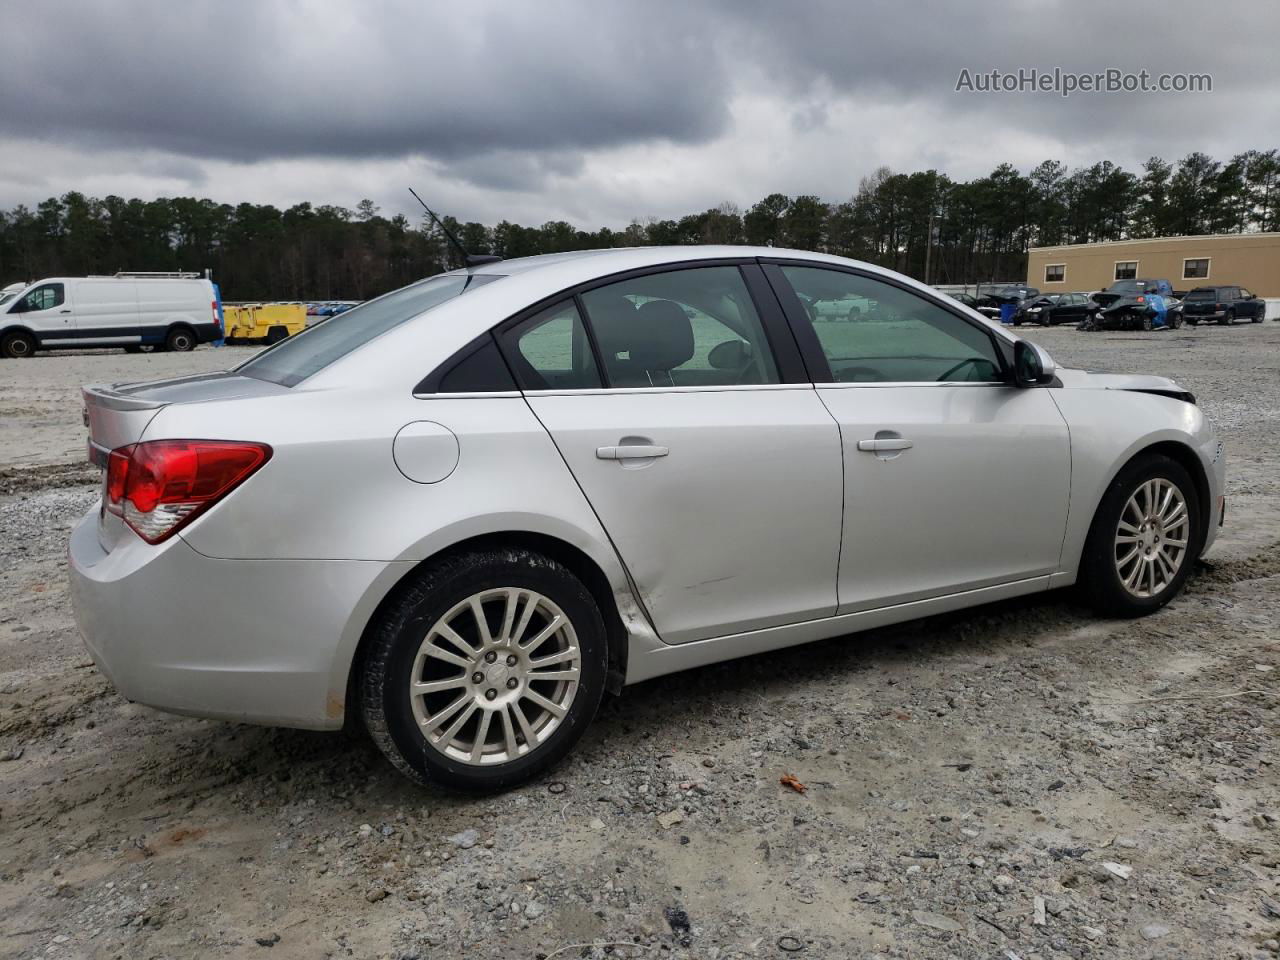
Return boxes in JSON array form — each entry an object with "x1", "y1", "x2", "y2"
[{"x1": 624, "y1": 575, "x2": 1051, "y2": 685}]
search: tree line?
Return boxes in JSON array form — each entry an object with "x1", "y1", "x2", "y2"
[{"x1": 1, "y1": 149, "x2": 1276, "y2": 301}]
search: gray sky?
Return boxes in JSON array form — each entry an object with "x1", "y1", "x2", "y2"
[{"x1": 1, "y1": 0, "x2": 1275, "y2": 227}]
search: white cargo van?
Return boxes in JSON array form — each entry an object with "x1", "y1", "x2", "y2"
[{"x1": 0, "y1": 273, "x2": 223, "y2": 358}]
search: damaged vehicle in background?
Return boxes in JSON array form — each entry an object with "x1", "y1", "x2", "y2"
[
  {"x1": 1082, "y1": 278, "x2": 1183, "y2": 331},
  {"x1": 69, "y1": 247, "x2": 1225, "y2": 791},
  {"x1": 1013, "y1": 292, "x2": 1094, "y2": 327}
]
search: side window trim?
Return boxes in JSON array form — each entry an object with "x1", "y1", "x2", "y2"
[{"x1": 760, "y1": 258, "x2": 1012, "y2": 384}]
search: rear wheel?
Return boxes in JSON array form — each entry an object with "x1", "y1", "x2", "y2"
[
  {"x1": 164, "y1": 327, "x2": 196, "y2": 352},
  {"x1": 1078, "y1": 455, "x2": 1200, "y2": 617},
  {"x1": 361, "y1": 548, "x2": 607, "y2": 791},
  {"x1": 1, "y1": 330, "x2": 36, "y2": 358},
  {"x1": 1219, "y1": 309, "x2": 1235, "y2": 326}
]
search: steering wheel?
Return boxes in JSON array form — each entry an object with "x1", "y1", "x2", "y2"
[{"x1": 936, "y1": 357, "x2": 990, "y2": 382}]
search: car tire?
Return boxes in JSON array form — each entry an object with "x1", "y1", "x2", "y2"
[
  {"x1": 1, "y1": 330, "x2": 36, "y2": 358},
  {"x1": 1170, "y1": 311, "x2": 1183, "y2": 330},
  {"x1": 361, "y1": 548, "x2": 608, "y2": 791},
  {"x1": 1220, "y1": 309, "x2": 1235, "y2": 326},
  {"x1": 1141, "y1": 313, "x2": 1153, "y2": 331},
  {"x1": 1077, "y1": 454, "x2": 1201, "y2": 618},
  {"x1": 1252, "y1": 309, "x2": 1264, "y2": 324},
  {"x1": 164, "y1": 327, "x2": 196, "y2": 352}
]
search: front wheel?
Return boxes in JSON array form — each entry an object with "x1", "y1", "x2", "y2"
[
  {"x1": 1078, "y1": 455, "x2": 1200, "y2": 617},
  {"x1": 1, "y1": 330, "x2": 36, "y2": 358},
  {"x1": 361, "y1": 549, "x2": 608, "y2": 791}
]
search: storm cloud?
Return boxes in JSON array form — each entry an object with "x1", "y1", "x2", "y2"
[{"x1": 1, "y1": 0, "x2": 1275, "y2": 226}]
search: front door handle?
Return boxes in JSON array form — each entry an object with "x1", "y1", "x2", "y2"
[
  {"x1": 857, "y1": 438, "x2": 912, "y2": 453},
  {"x1": 596, "y1": 444, "x2": 669, "y2": 460},
  {"x1": 59, "y1": 309, "x2": 71, "y2": 314}
]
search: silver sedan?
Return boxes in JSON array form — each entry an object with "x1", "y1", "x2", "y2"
[{"x1": 69, "y1": 247, "x2": 1225, "y2": 790}]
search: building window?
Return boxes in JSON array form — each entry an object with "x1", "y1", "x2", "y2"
[
  {"x1": 1114, "y1": 261, "x2": 1138, "y2": 281},
  {"x1": 1044, "y1": 264, "x2": 1065, "y2": 283},
  {"x1": 1183, "y1": 258, "x2": 1211, "y2": 280}
]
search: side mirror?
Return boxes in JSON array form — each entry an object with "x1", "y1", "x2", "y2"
[{"x1": 1013, "y1": 340, "x2": 1056, "y2": 387}]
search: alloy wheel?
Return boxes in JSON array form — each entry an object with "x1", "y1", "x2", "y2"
[
  {"x1": 408, "y1": 588, "x2": 581, "y2": 766},
  {"x1": 1114, "y1": 478, "x2": 1190, "y2": 598}
]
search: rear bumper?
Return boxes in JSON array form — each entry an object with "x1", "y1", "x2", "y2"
[{"x1": 68, "y1": 504, "x2": 409, "y2": 730}]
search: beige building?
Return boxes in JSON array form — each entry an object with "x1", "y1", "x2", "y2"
[{"x1": 1026, "y1": 233, "x2": 1280, "y2": 296}]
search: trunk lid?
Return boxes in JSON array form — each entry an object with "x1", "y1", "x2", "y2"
[{"x1": 83, "y1": 372, "x2": 289, "y2": 463}]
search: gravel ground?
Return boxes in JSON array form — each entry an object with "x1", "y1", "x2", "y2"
[{"x1": 0, "y1": 327, "x2": 1277, "y2": 960}]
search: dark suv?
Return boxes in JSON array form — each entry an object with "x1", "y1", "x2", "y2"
[{"x1": 1181, "y1": 285, "x2": 1265, "y2": 325}]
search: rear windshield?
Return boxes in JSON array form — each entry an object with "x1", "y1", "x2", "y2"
[
  {"x1": 1184, "y1": 289, "x2": 1218, "y2": 300},
  {"x1": 237, "y1": 273, "x2": 504, "y2": 386}
]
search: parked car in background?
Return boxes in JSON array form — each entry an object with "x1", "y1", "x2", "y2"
[
  {"x1": 0, "y1": 273, "x2": 222, "y2": 357},
  {"x1": 1083, "y1": 279, "x2": 1183, "y2": 331},
  {"x1": 1014, "y1": 292, "x2": 1094, "y2": 327},
  {"x1": 1181, "y1": 285, "x2": 1266, "y2": 325},
  {"x1": 944, "y1": 292, "x2": 979, "y2": 308},
  {"x1": 975, "y1": 285, "x2": 1039, "y2": 321},
  {"x1": 70, "y1": 246, "x2": 1225, "y2": 791}
]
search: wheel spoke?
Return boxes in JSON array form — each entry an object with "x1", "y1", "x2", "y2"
[
  {"x1": 1124, "y1": 558, "x2": 1145, "y2": 590},
  {"x1": 1116, "y1": 545, "x2": 1141, "y2": 570},
  {"x1": 1117, "y1": 519, "x2": 1140, "y2": 536},
  {"x1": 528, "y1": 647, "x2": 578, "y2": 669},
  {"x1": 1146, "y1": 559, "x2": 1159, "y2": 595},
  {"x1": 497, "y1": 589, "x2": 523, "y2": 644},
  {"x1": 412, "y1": 676, "x2": 468, "y2": 696},
  {"x1": 1163, "y1": 502, "x2": 1187, "y2": 528},
  {"x1": 423, "y1": 642, "x2": 473, "y2": 670},
  {"x1": 523, "y1": 689, "x2": 567, "y2": 718},
  {"x1": 1116, "y1": 534, "x2": 1141, "y2": 544},
  {"x1": 527, "y1": 667, "x2": 580, "y2": 684},
  {"x1": 470, "y1": 710, "x2": 493, "y2": 763},
  {"x1": 422, "y1": 693, "x2": 469, "y2": 732},
  {"x1": 436, "y1": 700, "x2": 479, "y2": 746},
  {"x1": 437, "y1": 621, "x2": 477, "y2": 653},
  {"x1": 520, "y1": 614, "x2": 564, "y2": 652},
  {"x1": 510, "y1": 699, "x2": 537, "y2": 744},
  {"x1": 500, "y1": 705, "x2": 520, "y2": 757},
  {"x1": 470, "y1": 597, "x2": 493, "y2": 646},
  {"x1": 1155, "y1": 549, "x2": 1178, "y2": 581},
  {"x1": 1164, "y1": 537, "x2": 1187, "y2": 549},
  {"x1": 511, "y1": 594, "x2": 537, "y2": 646}
]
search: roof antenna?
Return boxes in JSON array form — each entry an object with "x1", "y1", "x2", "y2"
[{"x1": 408, "y1": 188, "x2": 502, "y2": 268}]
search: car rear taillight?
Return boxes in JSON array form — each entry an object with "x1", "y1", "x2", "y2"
[
  {"x1": 1135, "y1": 295, "x2": 1145, "y2": 303},
  {"x1": 211, "y1": 299, "x2": 220, "y2": 329},
  {"x1": 104, "y1": 440, "x2": 271, "y2": 544}
]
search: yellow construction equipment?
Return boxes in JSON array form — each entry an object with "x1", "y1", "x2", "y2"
[{"x1": 223, "y1": 303, "x2": 307, "y2": 344}]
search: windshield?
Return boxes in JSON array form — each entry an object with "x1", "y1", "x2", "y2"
[{"x1": 237, "y1": 272, "x2": 504, "y2": 386}]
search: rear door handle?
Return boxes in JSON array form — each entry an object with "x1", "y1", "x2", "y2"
[
  {"x1": 857, "y1": 438, "x2": 912, "y2": 452},
  {"x1": 596, "y1": 444, "x2": 669, "y2": 460}
]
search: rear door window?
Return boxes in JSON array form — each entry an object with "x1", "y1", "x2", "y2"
[{"x1": 577, "y1": 266, "x2": 780, "y2": 388}]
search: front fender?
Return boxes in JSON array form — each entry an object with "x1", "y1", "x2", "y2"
[{"x1": 1048, "y1": 389, "x2": 1222, "y2": 584}]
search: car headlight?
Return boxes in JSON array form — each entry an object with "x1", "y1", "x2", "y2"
[{"x1": 1027, "y1": 307, "x2": 1041, "y2": 313}]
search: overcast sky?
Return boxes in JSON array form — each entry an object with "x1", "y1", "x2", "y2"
[{"x1": 2, "y1": 0, "x2": 1276, "y2": 228}]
